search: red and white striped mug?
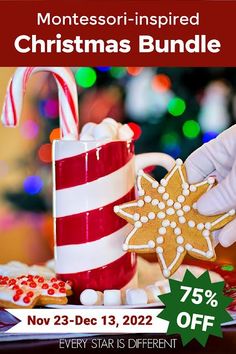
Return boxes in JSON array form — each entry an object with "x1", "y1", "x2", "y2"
[
  {"x1": 53, "y1": 139, "x2": 174, "y2": 296},
  {"x1": 1, "y1": 67, "x2": 175, "y2": 299}
]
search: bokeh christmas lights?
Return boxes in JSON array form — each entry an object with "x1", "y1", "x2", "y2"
[{"x1": 3, "y1": 67, "x2": 236, "y2": 211}]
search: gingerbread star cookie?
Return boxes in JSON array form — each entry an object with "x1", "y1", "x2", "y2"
[
  {"x1": 0, "y1": 274, "x2": 72, "y2": 309},
  {"x1": 114, "y1": 159, "x2": 235, "y2": 278}
]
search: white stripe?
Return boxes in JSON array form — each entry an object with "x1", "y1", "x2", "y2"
[
  {"x1": 55, "y1": 223, "x2": 133, "y2": 273},
  {"x1": 53, "y1": 139, "x2": 112, "y2": 160},
  {"x1": 2, "y1": 68, "x2": 79, "y2": 140},
  {"x1": 55, "y1": 157, "x2": 135, "y2": 217}
]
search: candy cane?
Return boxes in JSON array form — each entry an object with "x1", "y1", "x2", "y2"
[{"x1": 1, "y1": 67, "x2": 79, "y2": 140}]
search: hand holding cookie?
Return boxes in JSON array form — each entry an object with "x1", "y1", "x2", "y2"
[
  {"x1": 185, "y1": 124, "x2": 236, "y2": 247},
  {"x1": 114, "y1": 159, "x2": 235, "y2": 278}
]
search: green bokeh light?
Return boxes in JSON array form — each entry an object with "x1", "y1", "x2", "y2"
[
  {"x1": 75, "y1": 67, "x2": 97, "y2": 88},
  {"x1": 168, "y1": 97, "x2": 186, "y2": 116},
  {"x1": 160, "y1": 132, "x2": 179, "y2": 146},
  {"x1": 110, "y1": 67, "x2": 126, "y2": 79},
  {"x1": 221, "y1": 264, "x2": 234, "y2": 272},
  {"x1": 182, "y1": 120, "x2": 201, "y2": 139}
]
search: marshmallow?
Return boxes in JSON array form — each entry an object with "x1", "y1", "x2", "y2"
[
  {"x1": 105, "y1": 122, "x2": 118, "y2": 137},
  {"x1": 81, "y1": 122, "x2": 97, "y2": 136},
  {"x1": 155, "y1": 282, "x2": 170, "y2": 294},
  {"x1": 103, "y1": 290, "x2": 122, "y2": 306},
  {"x1": 102, "y1": 117, "x2": 119, "y2": 128},
  {"x1": 125, "y1": 288, "x2": 148, "y2": 305},
  {"x1": 79, "y1": 118, "x2": 134, "y2": 142},
  {"x1": 80, "y1": 289, "x2": 104, "y2": 306},
  {"x1": 145, "y1": 285, "x2": 162, "y2": 304},
  {"x1": 93, "y1": 122, "x2": 117, "y2": 140},
  {"x1": 80, "y1": 134, "x2": 94, "y2": 141},
  {"x1": 118, "y1": 124, "x2": 134, "y2": 141}
]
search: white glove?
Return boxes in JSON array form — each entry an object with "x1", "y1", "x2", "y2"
[{"x1": 185, "y1": 125, "x2": 236, "y2": 247}]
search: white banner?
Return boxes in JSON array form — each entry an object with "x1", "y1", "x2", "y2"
[{"x1": 6, "y1": 309, "x2": 168, "y2": 334}]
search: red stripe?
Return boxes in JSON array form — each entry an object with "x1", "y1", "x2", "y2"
[
  {"x1": 60, "y1": 104, "x2": 70, "y2": 135},
  {"x1": 57, "y1": 252, "x2": 137, "y2": 297},
  {"x1": 53, "y1": 73, "x2": 78, "y2": 125},
  {"x1": 56, "y1": 187, "x2": 135, "y2": 246},
  {"x1": 9, "y1": 81, "x2": 17, "y2": 126},
  {"x1": 4, "y1": 99, "x2": 9, "y2": 126},
  {"x1": 24, "y1": 67, "x2": 34, "y2": 91},
  {"x1": 55, "y1": 140, "x2": 134, "y2": 190}
]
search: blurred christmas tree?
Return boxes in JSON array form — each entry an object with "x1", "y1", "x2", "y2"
[{"x1": 3, "y1": 67, "x2": 236, "y2": 213}]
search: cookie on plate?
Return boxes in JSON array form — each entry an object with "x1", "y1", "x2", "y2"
[{"x1": 0, "y1": 275, "x2": 72, "y2": 308}]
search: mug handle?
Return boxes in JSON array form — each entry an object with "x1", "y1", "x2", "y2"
[{"x1": 135, "y1": 152, "x2": 175, "y2": 174}]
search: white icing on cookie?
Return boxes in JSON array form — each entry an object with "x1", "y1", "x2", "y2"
[
  {"x1": 177, "y1": 195, "x2": 185, "y2": 203},
  {"x1": 133, "y1": 213, "x2": 140, "y2": 221},
  {"x1": 163, "y1": 269, "x2": 170, "y2": 277},
  {"x1": 134, "y1": 221, "x2": 142, "y2": 228},
  {"x1": 176, "y1": 159, "x2": 183, "y2": 166},
  {"x1": 174, "y1": 202, "x2": 181, "y2": 210},
  {"x1": 152, "y1": 181, "x2": 159, "y2": 188},
  {"x1": 159, "y1": 227, "x2": 166, "y2": 235},
  {"x1": 197, "y1": 223, "x2": 204, "y2": 230},
  {"x1": 160, "y1": 179, "x2": 167, "y2": 186},
  {"x1": 177, "y1": 210, "x2": 184, "y2": 216},
  {"x1": 144, "y1": 196, "x2": 152, "y2": 203},
  {"x1": 176, "y1": 236, "x2": 184, "y2": 244},
  {"x1": 148, "y1": 212, "x2": 155, "y2": 220},
  {"x1": 182, "y1": 182, "x2": 189, "y2": 190},
  {"x1": 174, "y1": 227, "x2": 181, "y2": 235},
  {"x1": 166, "y1": 208, "x2": 175, "y2": 215},
  {"x1": 158, "y1": 202, "x2": 165, "y2": 210},
  {"x1": 183, "y1": 189, "x2": 190, "y2": 196},
  {"x1": 158, "y1": 186, "x2": 165, "y2": 194},
  {"x1": 162, "y1": 219, "x2": 170, "y2": 227},
  {"x1": 202, "y1": 230, "x2": 210, "y2": 237},
  {"x1": 206, "y1": 251, "x2": 213, "y2": 258},
  {"x1": 190, "y1": 185, "x2": 197, "y2": 192},
  {"x1": 162, "y1": 193, "x2": 169, "y2": 200},
  {"x1": 156, "y1": 236, "x2": 164, "y2": 244},
  {"x1": 205, "y1": 222, "x2": 211, "y2": 230},
  {"x1": 137, "y1": 200, "x2": 145, "y2": 207},
  {"x1": 185, "y1": 243, "x2": 193, "y2": 251},
  {"x1": 207, "y1": 177, "x2": 215, "y2": 184},
  {"x1": 188, "y1": 220, "x2": 195, "y2": 228},
  {"x1": 183, "y1": 205, "x2": 191, "y2": 212},
  {"x1": 170, "y1": 221, "x2": 177, "y2": 228},
  {"x1": 148, "y1": 240, "x2": 155, "y2": 248},
  {"x1": 179, "y1": 216, "x2": 186, "y2": 224},
  {"x1": 167, "y1": 199, "x2": 174, "y2": 206},
  {"x1": 157, "y1": 212, "x2": 165, "y2": 219},
  {"x1": 177, "y1": 246, "x2": 184, "y2": 253}
]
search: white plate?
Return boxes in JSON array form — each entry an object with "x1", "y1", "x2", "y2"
[
  {"x1": 45, "y1": 266, "x2": 224, "y2": 310},
  {"x1": 46, "y1": 301, "x2": 163, "y2": 309}
]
